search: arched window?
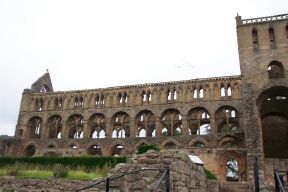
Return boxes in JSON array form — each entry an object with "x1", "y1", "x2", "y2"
[
  {"x1": 215, "y1": 106, "x2": 239, "y2": 133},
  {"x1": 188, "y1": 108, "x2": 211, "y2": 135},
  {"x1": 89, "y1": 113, "x2": 106, "y2": 139},
  {"x1": 161, "y1": 109, "x2": 182, "y2": 136},
  {"x1": 193, "y1": 88, "x2": 198, "y2": 98},
  {"x1": 112, "y1": 112, "x2": 130, "y2": 138},
  {"x1": 220, "y1": 86, "x2": 226, "y2": 97},
  {"x1": 199, "y1": 88, "x2": 204, "y2": 98},
  {"x1": 267, "y1": 60, "x2": 284, "y2": 79},
  {"x1": 268, "y1": 27, "x2": 275, "y2": 42},
  {"x1": 252, "y1": 29, "x2": 259, "y2": 45},
  {"x1": 47, "y1": 115, "x2": 62, "y2": 139},
  {"x1": 87, "y1": 145, "x2": 102, "y2": 156},
  {"x1": 227, "y1": 86, "x2": 232, "y2": 97},
  {"x1": 226, "y1": 158, "x2": 239, "y2": 181},
  {"x1": 67, "y1": 114, "x2": 84, "y2": 139},
  {"x1": 28, "y1": 117, "x2": 43, "y2": 138}
]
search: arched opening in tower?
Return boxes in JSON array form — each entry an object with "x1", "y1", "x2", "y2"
[{"x1": 258, "y1": 86, "x2": 288, "y2": 159}]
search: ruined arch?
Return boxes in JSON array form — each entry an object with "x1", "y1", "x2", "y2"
[
  {"x1": 188, "y1": 137, "x2": 209, "y2": 148},
  {"x1": 27, "y1": 116, "x2": 43, "y2": 139},
  {"x1": 215, "y1": 106, "x2": 239, "y2": 133},
  {"x1": 110, "y1": 143, "x2": 126, "y2": 157},
  {"x1": 218, "y1": 135, "x2": 239, "y2": 147},
  {"x1": 47, "y1": 115, "x2": 62, "y2": 139},
  {"x1": 87, "y1": 144, "x2": 102, "y2": 156},
  {"x1": 88, "y1": 113, "x2": 106, "y2": 138},
  {"x1": 136, "y1": 110, "x2": 156, "y2": 137},
  {"x1": 257, "y1": 86, "x2": 288, "y2": 158},
  {"x1": 23, "y1": 143, "x2": 37, "y2": 157},
  {"x1": 160, "y1": 138, "x2": 180, "y2": 149},
  {"x1": 67, "y1": 114, "x2": 84, "y2": 139},
  {"x1": 161, "y1": 109, "x2": 182, "y2": 136},
  {"x1": 112, "y1": 112, "x2": 130, "y2": 138},
  {"x1": 188, "y1": 107, "x2": 211, "y2": 135},
  {"x1": 46, "y1": 141, "x2": 58, "y2": 149}
]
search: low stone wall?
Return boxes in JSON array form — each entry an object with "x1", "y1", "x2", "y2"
[
  {"x1": 0, "y1": 178, "x2": 92, "y2": 192},
  {"x1": 0, "y1": 150, "x2": 207, "y2": 192},
  {"x1": 132, "y1": 149, "x2": 207, "y2": 192}
]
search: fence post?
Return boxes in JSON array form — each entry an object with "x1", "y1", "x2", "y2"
[
  {"x1": 106, "y1": 178, "x2": 110, "y2": 192},
  {"x1": 165, "y1": 168, "x2": 170, "y2": 192},
  {"x1": 254, "y1": 157, "x2": 260, "y2": 192}
]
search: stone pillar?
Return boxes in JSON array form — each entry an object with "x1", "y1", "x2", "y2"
[
  {"x1": 83, "y1": 121, "x2": 90, "y2": 139},
  {"x1": 61, "y1": 121, "x2": 68, "y2": 139},
  {"x1": 210, "y1": 115, "x2": 217, "y2": 134},
  {"x1": 181, "y1": 115, "x2": 189, "y2": 135},
  {"x1": 129, "y1": 118, "x2": 136, "y2": 138},
  {"x1": 106, "y1": 118, "x2": 112, "y2": 138},
  {"x1": 155, "y1": 117, "x2": 162, "y2": 136}
]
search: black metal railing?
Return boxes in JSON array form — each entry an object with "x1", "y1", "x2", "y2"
[
  {"x1": 74, "y1": 167, "x2": 170, "y2": 192},
  {"x1": 275, "y1": 170, "x2": 287, "y2": 192}
]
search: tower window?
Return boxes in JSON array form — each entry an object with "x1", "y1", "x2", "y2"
[
  {"x1": 252, "y1": 29, "x2": 259, "y2": 45},
  {"x1": 268, "y1": 27, "x2": 275, "y2": 42}
]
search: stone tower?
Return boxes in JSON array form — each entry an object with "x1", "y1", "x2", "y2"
[{"x1": 236, "y1": 14, "x2": 288, "y2": 180}]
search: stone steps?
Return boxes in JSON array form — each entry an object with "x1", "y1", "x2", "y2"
[{"x1": 221, "y1": 181, "x2": 251, "y2": 192}]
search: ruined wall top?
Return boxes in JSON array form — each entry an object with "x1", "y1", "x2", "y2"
[
  {"x1": 236, "y1": 13, "x2": 288, "y2": 26},
  {"x1": 30, "y1": 72, "x2": 54, "y2": 93},
  {"x1": 29, "y1": 75, "x2": 242, "y2": 96}
]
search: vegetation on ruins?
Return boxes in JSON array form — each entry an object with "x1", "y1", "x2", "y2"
[
  {"x1": 0, "y1": 156, "x2": 126, "y2": 179},
  {"x1": 204, "y1": 168, "x2": 217, "y2": 180},
  {"x1": 136, "y1": 144, "x2": 160, "y2": 154}
]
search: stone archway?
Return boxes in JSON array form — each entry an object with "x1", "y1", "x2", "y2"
[{"x1": 257, "y1": 86, "x2": 288, "y2": 159}]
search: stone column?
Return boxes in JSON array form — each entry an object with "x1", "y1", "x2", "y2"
[
  {"x1": 83, "y1": 121, "x2": 90, "y2": 139},
  {"x1": 129, "y1": 118, "x2": 136, "y2": 138},
  {"x1": 155, "y1": 117, "x2": 162, "y2": 136},
  {"x1": 210, "y1": 115, "x2": 217, "y2": 134},
  {"x1": 181, "y1": 115, "x2": 189, "y2": 135},
  {"x1": 106, "y1": 118, "x2": 112, "y2": 138}
]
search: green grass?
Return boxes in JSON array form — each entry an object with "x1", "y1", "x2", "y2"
[
  {"x1": 204, "y1": 168, "x2": 217, "y2": 180},
  {"x1": 18, "y1": 170, "x2": 53, "y2": 179},
  {"x1": 66, "y1": 170, "x2": 102, "y2": 180},
  {"x1": 0, "y1": 169, "x2": 6, "y2": 176}
]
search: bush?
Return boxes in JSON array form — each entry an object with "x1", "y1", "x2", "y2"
[
  {"x1": 204, "y1": 168, "x2": 217, "y2": 180},
  {"x1": 137, "y1": 144, "x2": 159, "y2": 154},
  {"x1": 53, "y1": 164, "x2": 68, "y2": 178}
]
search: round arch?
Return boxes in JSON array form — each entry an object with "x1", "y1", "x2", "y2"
[
  {"x1": 256, "y1": 86, "x2": 288, "y2": 159},
  {"x1": 215, "y1": 106, "x2": 239, "y2": 133},
  {"x1": 23, "y1": 143, "x2": 37, "y2": 157}
]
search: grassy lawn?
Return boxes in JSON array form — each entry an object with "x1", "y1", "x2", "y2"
[
  {"x1": 18, "y1": 170, "x2": 53, "y2": 179},
  {"x1": 0, "y1": 169, "x2": 6, "y2": 176},
  {"x1": 0, "y1": 167, "x2": 107, "y2": 180},
  {"x1": 66, "y1": 170, "x2": 103, "y2": 180}
]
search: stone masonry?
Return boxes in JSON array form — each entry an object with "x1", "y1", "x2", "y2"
[{"x1": 1, "y1": 13, "x2": 288, "y2": 185}]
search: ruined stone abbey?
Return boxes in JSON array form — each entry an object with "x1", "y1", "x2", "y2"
[{"x1": 2, "y1": 13, "x2": 288, "y2": 183}]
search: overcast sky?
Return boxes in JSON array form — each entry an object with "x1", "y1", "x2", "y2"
[{"x1": 0, "y1": 0, "x2": 287, "y2": 136}]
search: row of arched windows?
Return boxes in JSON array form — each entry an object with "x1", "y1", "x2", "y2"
[
  {"x1": 25, "y1": 106, "x2": 240, "y2": 139},
  {"x1": 252, "y1": 25, "x2": 288, "y2": 45},
  {"x1": 31, "y1": 83, "x2": 239, "y2": 112}
]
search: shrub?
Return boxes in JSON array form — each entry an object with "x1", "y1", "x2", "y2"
[
  {"x1": 52, "y1": 164, "x2": 68, "y2": 178},
  {"x1": 137, "y1": 144, "x2": 159, "y2": 154},
  {"x1": 204, "y1": 168, "x2": 217, "y2": 180}
]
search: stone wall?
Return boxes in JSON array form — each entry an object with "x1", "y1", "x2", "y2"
[{"x1": 0, "y1": 150, "x2": 207, "y2": 192}]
